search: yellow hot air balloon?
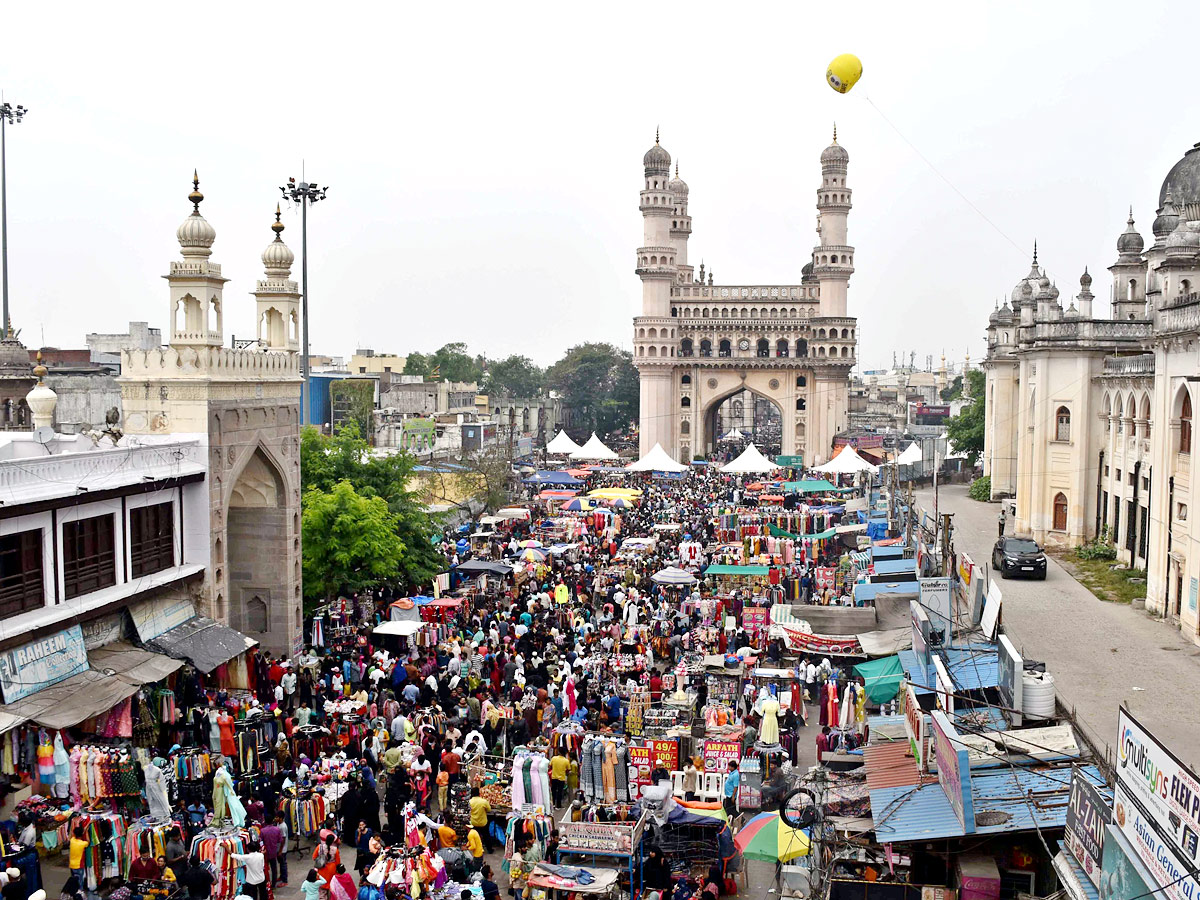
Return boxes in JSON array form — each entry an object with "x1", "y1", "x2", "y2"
[{"x1": 826, "y1": 53, "x2": 863, "y2": 94}]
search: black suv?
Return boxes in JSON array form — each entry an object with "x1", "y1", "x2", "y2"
[{"x1": 992, "y1": 536, "x2": 1047, "y2": 580}]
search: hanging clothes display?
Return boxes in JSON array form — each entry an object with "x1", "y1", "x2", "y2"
[{"x1": 189, "y1": 829, "x2": 249, "y2": 900}]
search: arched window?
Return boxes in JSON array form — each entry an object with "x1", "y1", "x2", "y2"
[
  {"x1": 718, "y1": 339, "x2": 731, "y2": 357},
  {"x1": 680, "y1": 396, "x2": 690, "y2": 408},
  {"x1": 648, "y1": 327, "x2": 658, "y2": 339},
  {"x1": 796, "y1": 375, "x2": 807, "y2": 388},
  {"x1": 1053, "y1": 493, "x2": 1068, "y2": 531},
  {"x1": 776, "y1": 339, "x2": 789, "y2": 357},
  {"x1": 681, "y1": 374, "x2": 691, "y2": 384},
  {"x1": 841, "y1": 328, "x2": 849, "y2": 339},
  {"x1": 796, "y1": 398, "x2": 806, "y2": 411},
  {"x1": 1115, "y1": 397, "x2": 1123, "y2": 434},
  {"x1": 680, "y1": 420, "x2": 690, "y2": 434},
  {"x1": 1055, "y1": 406, "x2": 1071, "y2": 442},
  {"x1": 757, "y1": 338, "x2": 770, "y2": 358},
  {"x1": 648, "y1": 346, "x2": 657, "y2": 357},
  {"x1": 1142, "y1": 395, "x2": 1152, "y2": 439},
  {"x1": 680, "y1": 338, "x2": 693, "y2": 357},
  {"x1": 1182, "y1": 392, "x2": 1193, "y2": 454},
  {"x1": 1103, "y1": 393, "x2": 1111, "y2": 433},
  {"x1": 700, "y1": 339, "x2": 712, "y2": 357},
  {"x1": 796, "y1": 339, "x2": 808, "y2": 358}
]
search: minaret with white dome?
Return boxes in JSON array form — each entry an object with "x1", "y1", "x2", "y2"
[
  {"x1": 1109, "y1": 208, "x2": 1146, "y2": 320},
  {"x1": 669, "y1": 163, "x2": 693, "y2": 284},
  {"x1": 168, "y1": 172, "x2": 228, "y2": 347},
  {"x1": 813, "y1": 125, "x2": 854, "y2": 317},
  {"x1": 252, "y1": 205, "x2": 300, "y2": 352}
]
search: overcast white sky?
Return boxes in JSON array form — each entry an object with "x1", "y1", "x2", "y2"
[{"x1": 3, "y1": 2, "x2": 1197, "y2": 371}]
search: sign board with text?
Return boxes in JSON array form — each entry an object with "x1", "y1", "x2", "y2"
[
  {"x1": 932, "y1": 655, "x2": 955, "y2": 715},
  {"x1": 1112, "y1": 707, "x2": 1200, "y2": 900},
  {"x1": 776, "y1": 455, "x2": 804, "y2": 467},
  {"x1": 558, "y1": 814, "x2": 646, "y2": 855},
  {"x1": 911, "y1": 601, "x2": 932, "y2": 688},
  {"x1": 0, "y1": 625, "x2": 88, "y2": 703},
  {"x1": 930, "y1": 710, "x2": 974, "y2": 834},
  {"x1": 1065, "y1": 769, "x2": 1111, "y2": 888},
  {"x1": 996, "y1": 634, "x2": 1023, "y2": 728},
  {"x1": 703, "y1": 739, "x2": 742, "y2": 773},
  {"x1": 903, "y1": 682, "x2": 928, "y2": 773}
]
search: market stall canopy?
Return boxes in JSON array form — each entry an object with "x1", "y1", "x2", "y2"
[
  {"x1": 626, "y1": 443, "x2": 689, "y2": 473},
  {"x1": 852, "y1": 654, "x2": 904, "y2": 704},
  {"x1": 454, "y1": 560, "x2": 515, "y2": 576},
  {"x1": 562, "y1": 498, "x2": 597, "y2": 511},
  {"x1": 523, "y1": 470, "x2": 584, "y2": 486},
  {"x1": 90, "y1": 642, "x2": 185, "y2": 685},
  {"x1": 588, "y1": 487, "x2": 643, "y2": 499},
  {"x1": 705, "y1": 564, "x2": 771, "y2": 576},
  {"x1": 812, "y1": 444, "x2": 878, "y2": 475},
  {"x1": 781, "y1": 479, "x2": 839, "y2": 494},
  {"x1": 373, "y1": 620, "x2": 426, "y2": 638},
  {"x1": 895, "y1": 443, "x2": 923, "y2": 465},
  {"x1": 734, "y1": 811, "x2": 811, "y2": 861},
  {"x1": 720, "y1": 443, "x2": 780, "y2": 474},
  {"x1": 496, "y1": 507, "x2": 532, "y2": 520},
  {"x1": 569, "y1": 433, "x2": 619, "y2": 460},
  {"x1": 651, "y1": 566, "x2": 698, "y2": 586},
  {"x1": 721, "y1": 427, "x2": 745, "y2": 441},
  {"x1": 145, "y1": 616, "x2": 258, "y2": 674},
  {"x1": 546, "y1": 430, "x2": 583, "y2": 455},
  {"x1": 528, "y1": 867, "x2": 618, "y2": 895}
]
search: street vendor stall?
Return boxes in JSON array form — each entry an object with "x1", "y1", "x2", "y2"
[{"x1": 556, "y1": 810, "x2": 647, "y2": 900}]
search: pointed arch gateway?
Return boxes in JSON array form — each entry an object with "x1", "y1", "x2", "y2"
[{"x1": 226, "y1": 444, "x2": 289, "y2": 638}]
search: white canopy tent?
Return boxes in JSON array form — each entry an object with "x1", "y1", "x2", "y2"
[
  {"x1": 720, "y1": 427, "x2": 746, "y2": 442},
  {"x1": 570, "y1": 433, "x2": 619, "y2": 460},
  {"x1": 626, "y1": 443, "x2": 689, "y2": 473},
  {"x1": 812, "y1": 444, "x2": 878, "y2": 475},
  {"x1": 895, "y1": 443, "x2": 923, "y2": 465},
  {"x1": 720, "y1": 443, "x2": 780, "y2": 474},
  {"x1": 546, "y1": 430, "x2": 582, "y2": 455}
]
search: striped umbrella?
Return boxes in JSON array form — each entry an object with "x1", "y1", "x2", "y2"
[{"x1": 733, "y1": 812, "x2": 811, "y2": 862}]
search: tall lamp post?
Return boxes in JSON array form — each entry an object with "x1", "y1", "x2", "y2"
[
  {"x1": 0, "y1": 101, "x2": 27, "y2": 337},
  {"x1": 279, "y1": 176, "x2": 328, "y2": 426}
]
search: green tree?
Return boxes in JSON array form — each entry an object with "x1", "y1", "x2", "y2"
[
  {"x1": 301, "y1": 423, "x2": 444, "y2": 593},
  {"x1": 484, "y1": 355, "x2": 545, "y2": 399},
  {"x1": 302, "y1": 480, "x2": 405, "y2": 608},
  {"x1": 946, "y1": 369, "x2": 986, "y2": 465},
  {"x1": 403, "y1": 352, "x2": 432, "y2": 377},
  {"x1": 546, "y1": 343, "x2": 638, "y2": 439},
  {"x1": 939, "y1": 374, "x2": 963, "y2": 402}
]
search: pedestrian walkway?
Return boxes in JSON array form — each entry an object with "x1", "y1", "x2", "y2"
[{"x1": 918, "y1": 484, "x2": 1200, "y2": 770}]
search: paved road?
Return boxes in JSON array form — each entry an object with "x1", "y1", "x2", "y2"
[{"x1": 918, "y1": 484, "x2": 1200, "y2": 770}]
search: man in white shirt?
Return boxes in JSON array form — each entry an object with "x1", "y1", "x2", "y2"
[{"x1": 280, "y1": 667, "x2": 297, "y2": 711}]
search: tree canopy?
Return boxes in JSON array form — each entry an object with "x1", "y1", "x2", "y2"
[
  {"x1": 403, "y1": 342, "x2": 485, "y2": 384},
  {"x1": 302, "y1": 480, "x2": 406, "y2": 606},
  {"x1": 546, "y1": 342, "x2": 638, "y2": 440},
  {"x1": 483, "y1": 354, "x2": 545, "y2": 399},
  {"x1": 300, "y1": 423, "x2": 444, "y2": 604},
  {"x1": 945, "y1": 369, "x2": 986, "y2": 466}
]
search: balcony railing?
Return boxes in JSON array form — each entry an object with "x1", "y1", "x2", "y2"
[{"x1": 1102, "y1": 354, "x2": 1155, "y2": 376}]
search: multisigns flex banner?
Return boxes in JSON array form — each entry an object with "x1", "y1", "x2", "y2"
[
  {"x1": 1065, "y1": 769, "x2": 1111, "y2": 888},
  {"x1": 903, "y1": 682, "x2": 928, "y2": 773},
  {"x1": 931, "y1": 710, "x2": 974, "y2": 833},
  {"x1": 0, "y1": 624, "x2": 88, "y2": 703},
  {"x1": 996, "y1": 634, "x2": 1023, "y2": 728},
  {"x1": 1112, "y1": 707, "x2": 1200, "y2": 900}
]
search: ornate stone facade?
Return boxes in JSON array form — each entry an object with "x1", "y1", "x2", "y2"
[
  {"x1": 633, "y1": 132, "x2": 857, "y2": 464},
  {"x1": 119, "y1": 177, "x2": 303, "y2": 656},
  {"x1": 983, "y1": 141, "x2": 1200, "y2": 644}
]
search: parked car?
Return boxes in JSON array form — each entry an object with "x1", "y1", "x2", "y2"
[{"x1": 992, "y1": 536, "x2": 1047, "y2": 579}]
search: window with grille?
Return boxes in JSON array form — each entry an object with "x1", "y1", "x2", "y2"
[
  {"x1": 130, "y1": 502, "x2": 175, "y2": 578},
  {"x1": 0, "y1": 530, "x2": 43, "y2": 618},
  {"x1": 1055, "y1": 407, "x2": 1070, "y2": 442},
  {"x1": 63, "y1": 514, "x2": 116, "y2": 599}
]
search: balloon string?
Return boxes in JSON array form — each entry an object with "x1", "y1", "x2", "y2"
[{"x1": 860, "y1": 92, "x2": 1045, "y2": 276}]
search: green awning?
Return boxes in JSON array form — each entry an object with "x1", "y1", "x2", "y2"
[
  {"x1": 852, "y1": 654, "x2": 905, "y2": 704},
  {"x1": 781, "y1": 479, "x2": 838, "y2": 493},
  {"x1": 768, "y1": 524, "x2": 838, "y2": 541},
  {"x1": 704, "y1": 564, "x2": 771, "y2": 576}
]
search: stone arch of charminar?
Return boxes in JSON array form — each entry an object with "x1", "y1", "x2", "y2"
[{"x1": 694, "y1": 368, "x2": 799, "y2": 458}]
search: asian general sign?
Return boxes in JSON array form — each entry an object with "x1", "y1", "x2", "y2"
[{"x1": 0, "y1": 624, "x2": 88, "y2": 703}]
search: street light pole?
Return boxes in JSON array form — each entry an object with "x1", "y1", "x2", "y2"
[
  {"x1": 0, "y1": 101, "x2": 27, "y2": 337},
  {"x1": 279, "y1": 176, "x2": 328, "y2": 426}
]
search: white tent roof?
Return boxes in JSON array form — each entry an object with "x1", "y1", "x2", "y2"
[
  {"x1": 546, "y1": 430, "x2": 582, "y2": 455},
  {"x1": 569, "y1": 432, "x2": 619, "y2": 460},
  {"x1": 812, "y1": 444, "x2": 878, "y2": 474},
  {"x1": 721, "y1": 428, "x2": 745, "y2": 442},
  {"x1": 626, "y1": 443, "x2": 689, "y2": 472},
  {"x1": 895, "y1": 443, "x2": 923, "y2": 465},
  {"x1": 720, "y1": 443, "x2": 780, "y2": 474}
]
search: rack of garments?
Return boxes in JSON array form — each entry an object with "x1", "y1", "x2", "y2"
[
  {"x1": 188, "y1": 828, "x2": 249, "y2": 900},
  {"x1": 577, "y1": 736, "x2": 632, "y2": 804},
  {"x1": 509, "y1": 750, "x2": 551, "y2": 810},
  {"x1": 73, "y1": 810, "x2": 129, "y2": 891},
  {"x1": 172, "y1": 749, "x2": 215, "y2": 810},
  {"x1": 502, "y1": 811, "x2": 554, "y2": 868},
  {"x1": 69, "y1": 746, "x2": 142, "y2": 810},
  {"x1": 278, "y1": 791, "x2": 326, "y2": 838},
  {"x1": 124, "y1": 820, "x2": 188, "y2": 878}
]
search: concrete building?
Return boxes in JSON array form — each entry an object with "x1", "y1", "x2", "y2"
[
  {"x1": 982, "y1": 140, "x2": 1200, "y2": 643},
  {"x1": 86, "y1": 321, "x2": 162, "y2": 357},
  {"x1": 633, "y1": 129, "x2": 857, "y2": 464},
  {"x1": 378, "y1": 375, "x2": 478, "y2": 416},
  {"x1": 349, "y1": 349, "x2": 406, "y2": 375},
  {"x1": 118, "y1": 175, "x2": 303, "y2": 656}
]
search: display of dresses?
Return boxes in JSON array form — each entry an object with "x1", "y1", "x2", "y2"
[
  {"x1": 211, "y1": 765, "x2": 247, "y2": 827},
  {"x1": 217, "y1": 712, "x2": 236, "y2": 758}
]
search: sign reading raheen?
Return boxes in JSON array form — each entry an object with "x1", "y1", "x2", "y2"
[{"x1": 0, "y1": 625, "x2": 89, "y2": 703}]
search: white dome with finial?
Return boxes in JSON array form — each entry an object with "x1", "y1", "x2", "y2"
[
  {"x1": 262, "y1": 204, "x2": 294, "y2": 277},
  {"x1": 177, "y1": 170, "x2": 215, "y2": 258},
  {"x1": 668, "y1": 162, "x2": 688, "y2": 197}
]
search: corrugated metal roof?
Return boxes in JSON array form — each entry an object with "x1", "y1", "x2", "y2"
[
  {"x1": 862, "y1": 742, "x2": 933, "y2": 791},
  {"x1": 867, "y1": 714, "x2": 909, "y2": 742},
  {"x1": 869, "y1": 764, "x2": 1110, "y2": 843},
  {"x1": 898, "y1": 645, "x2": 1000, "y2": 693}
]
